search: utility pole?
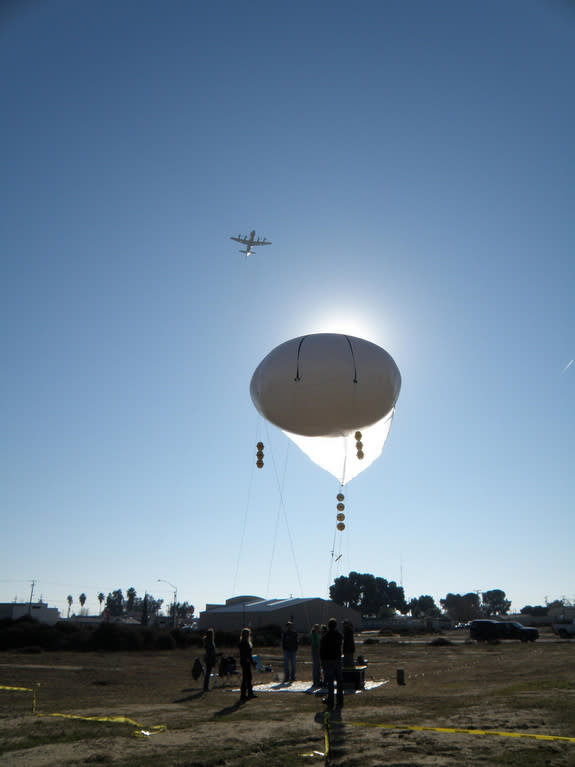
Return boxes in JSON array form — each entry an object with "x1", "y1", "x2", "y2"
[
  {"x1": 157, "y1": 579, "x2": 178, "y2": 628},
  {"x1": 28, "y1": 580, "x2": 36, "y2": 614}
]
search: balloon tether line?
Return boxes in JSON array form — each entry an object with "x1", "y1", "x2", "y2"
[
  {"x1": 264, "y1": 422, "x2": 305, "y2": 598},
  {"x1": 232, "y1": 415, "x2": 259, "y2": 595},
  {"x1": 327, "y1": 480, "x2": 346, "y2": 596},
  {"x1": 327, "y1": 526, "x2": 338, "y2": 597},
  {"x1": 265, "y1": 429, "x2": 290, "y2": 598}
]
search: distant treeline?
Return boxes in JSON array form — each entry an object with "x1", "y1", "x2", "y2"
[{"x1": 0, "y1": 616, "x2": 284, "y2": 653}]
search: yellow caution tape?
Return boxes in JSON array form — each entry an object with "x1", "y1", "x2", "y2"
[
  {"x1": 324, "y1": 711, "x2": 330, "y2": 756},
  {"x1": 0, "y1": 685, "x2": 35, "y2": 692},
  {"x1": 35, "y1": 711, "x2": 166, "y2": 736},
  {"x1": 1, "y1": 683, "x2": 164, "y2": 735},
  {"x1": 350, "y1": 721, "x2": 575, "y2": 743},
  {"x1": 0, "y1": 683, "x2": 39, "y2": 712},
  {"x1": 299, "y1": 710, "x2": 331, "y2": 758}
]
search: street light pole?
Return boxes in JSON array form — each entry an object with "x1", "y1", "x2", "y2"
[{"x1": 157, "y1": 579, "x2": 178, "y2": 628}]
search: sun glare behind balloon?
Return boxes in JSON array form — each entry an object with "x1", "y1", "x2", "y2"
[{"x1": 304, "y1": 310, "x2": 381, "y2": 344}]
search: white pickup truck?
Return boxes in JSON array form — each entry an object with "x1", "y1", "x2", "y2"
[{"x1": 552, "y1": 619, "x2": 575, "y2": 638}]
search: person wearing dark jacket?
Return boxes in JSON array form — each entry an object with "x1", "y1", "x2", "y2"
[
  {"x1": 310, "y1": 624, "x2": 322, "y2": 687},
  {"x1": 203, "y1": 628, "x2": 217, "y2": 692},
  {"x1": 343, "y1": 621, "x2": 355, "y2": 667},
  {"x1": 239, "y1": 628, "x2": 257, "y2": 701},
  {"x1": 281, "y1": 621, "x2": 299, "y2": 682},
  {"x1": 320, "y1": 618, "x2": 344, "y2": 709}
]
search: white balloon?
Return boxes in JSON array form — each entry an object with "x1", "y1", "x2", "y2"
[{"x1": 250, "y1": 333, "x2": 401, "y2": 484}]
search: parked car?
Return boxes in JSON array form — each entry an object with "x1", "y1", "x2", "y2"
[
  {"x1": 552, "y1": 619, "x2": 575, "y2": 638},
  {"x1": 469, "y1": 619, "x2": 538, "y2": 642}
]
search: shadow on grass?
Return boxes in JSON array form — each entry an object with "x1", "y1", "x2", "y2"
[
  {"x1": 173, "y1": 690, "x2": 206, "y2": 703},
  {"x1": 213, "y1": 698, "x2": 249, "y2": 717},
  {"x1": 314, "y1": 708, "x2": 342, "y2": 723}
]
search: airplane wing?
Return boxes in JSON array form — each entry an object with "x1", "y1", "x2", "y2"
[{"x1": 229, "y1": 233, "x2": 271, "y2": 246}]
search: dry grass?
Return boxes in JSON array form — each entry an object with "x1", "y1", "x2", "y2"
[{"x1": 0, "y1": 629, "x2": 574, "y2": 766}]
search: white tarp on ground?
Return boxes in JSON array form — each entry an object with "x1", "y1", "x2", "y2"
[{"x1": 233, "y1": 680, "x2": 388, "y2": 694}]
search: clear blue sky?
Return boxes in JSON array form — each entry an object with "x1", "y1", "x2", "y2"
[{"x1": 2, "y1": 0, "x2": 573, "y2": 619}]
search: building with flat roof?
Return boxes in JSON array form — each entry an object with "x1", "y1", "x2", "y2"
[
  {"x1": 0, "y1": 601, "x2": 61, "y2": 625},
  {"x1": 199, "y1": 595, "x2": 361, "y2": 633}
]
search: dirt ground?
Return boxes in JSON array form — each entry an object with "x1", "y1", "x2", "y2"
[{"x1": 1, "y1": 629, "x2": 574, "y2": 766}]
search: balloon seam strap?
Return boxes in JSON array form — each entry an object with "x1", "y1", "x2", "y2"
[
  {"x1": 343, "y1": 335, "x2": 358, "y2": 383},
  {"x1": 294, "y1": 335, "x2": 309, "y2": 381}
]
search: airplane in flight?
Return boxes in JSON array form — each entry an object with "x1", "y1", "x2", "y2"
[{"x1": 230, "y1": 230, "x2": 272, "y2": 257}]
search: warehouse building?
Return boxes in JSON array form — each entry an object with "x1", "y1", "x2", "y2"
[{"x1": 199, "y1": 595, "x2": 361, "y2": 633}]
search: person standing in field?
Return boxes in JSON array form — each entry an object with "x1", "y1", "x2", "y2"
[
  {"x1": 282, "y1": 621, "x2": 299, "y2": 682},
  {"x1": 343, "y1": 620, "x2": 355, "y2": 667},
  {"x1": 239, "y1": 627, "x2": 257, "y2": 701},
  {"x1": 320, "y1": 617, "x2": 344, "y2": 709},
  {"x1": 310, "y1": 624, "x2": 322, "y2": 687},
  {"x1": 203, "y1": 628, "x2": 217, "y2": 692}
]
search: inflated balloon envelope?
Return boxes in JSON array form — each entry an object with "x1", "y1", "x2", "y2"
[{"x1": 250, "y1": 333, "x2": 401, "y2": 485}]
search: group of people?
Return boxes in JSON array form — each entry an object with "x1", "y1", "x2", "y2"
[
  {"x1": 310, "y1": 619, "x2": 355, "y2": 692},
  {"x1": 202, "y1": 618, "x2": 354, "y2": 709},
  {"x1": 202, "y1": 626, "x2": 257, "y2": 701}
]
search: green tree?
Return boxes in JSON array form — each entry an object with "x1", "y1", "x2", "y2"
[
  {"x1": 98, "y1": 592, "x2": 105, "y2": 614},
  {"x1": 330, "y1": 572, "x2": 407, "y2": 615},
  {"x1": 170, "y1": 601, "x2": 195, "y2": 626},
  {"x1": 330, "y1": 572, "x2": 362, "y2": 610},
  {"x1": 141, "y1": 594, "x2": 149, "y2": 626},
  {"x1": 66, "y1": 594, "x2": 73, "y2": 618},
  {"x1": 481, "y1": 589, "x2": 511, "y2": 616},
  {"x1": 79, "y1": 593, "x2": 87, "y2": 613},
  {"x1": 547, "y1": 599, "x2": 569, "y2": 612},
  {"x1": 106, "y1": 589, "x2": 125, "y2": 617},
  {"x1": 133, "y1": 594, "x2": 163, "y2": 621},
  {"x1": 520, "y1": 604, "x2": 548, "y2": 616},
  {"x1": 440, "y1": 592, "x2": 481, "y2": 622},
  {"x1": 376, "y1": 578, "x2": 408, "y2": 615},
  {"x1": 409, "y1": 595, "x2": 440, "y2": 618}
]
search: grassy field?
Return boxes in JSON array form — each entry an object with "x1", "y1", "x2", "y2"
[{"x1": 1, "y1": 629, "x2": 574, "y2": 766}]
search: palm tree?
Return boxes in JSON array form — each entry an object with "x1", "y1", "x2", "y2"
[
  {"x1": 67, "y1": 595, "x2": 73, "y2": 618},
  {"x1": 79, "y1": 593, "x2": 87, "y2": 614},
  {"x1": 126, "y1": 587, "x2": 137, "y2": 613},
  {"x1": 98, "y1": 592, "x2": 105, "y2": 614}
]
